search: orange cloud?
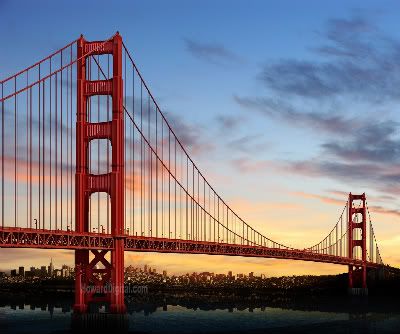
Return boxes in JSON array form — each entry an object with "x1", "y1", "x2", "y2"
[
  {"x1": 292, "y1": 191, "x2": 400, "y2": 219},
  {"x1": 291, "y1": 191, "x2": 345, "y2": 206}
]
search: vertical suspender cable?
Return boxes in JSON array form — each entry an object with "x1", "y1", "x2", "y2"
[
  {"x1": 50, "y1": 59, "x2": 52, "y2": 229},
  {"x1": 98, "y1": 54, "x2": 101, "y2": 233},
  {"x1": 29, "y1": 88, "x2": 32, "y2": 228},
  {"x1": 55, "y1": 71, "x2": 58, "y2": 229},
  {"x1": 107, "y1": 54, "x2": 110, "y2": 233},
  {"x1": 24, "y1": 76, "x2": 28, "y2": 229},
  {"x1": 15, "y1": 76, "x2": 18, "y2": 227},
  {"x1": 155, "y1": 100, "x2": 158, "y2": 238},
  {"x1": 66, "y1": 51, "x2": 69, "y2": 231},
  {"x1": 124, "y1": 51, "x2": 126, "y2": 234},
  {"x1": 1, "y1": 82, "x2": 3, "y2": 228},
  {"x1": 70, "y1": 46, "x2": 73, "y2": 230},
  {"x1": 42, "y1": 69, "x2": 45, "y2": 230}
]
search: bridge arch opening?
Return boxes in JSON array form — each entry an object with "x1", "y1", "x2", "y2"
[
  {"x1": 352, "y1": 227, "x2": 364, "y2": 241},
  {"x1": 86, "y1": 54, "x2": 114, "y2": 79},
  {"x1": 88, "y1": 139, "x2": 111, "y2": 175},
  {"x1": 352, "y1": 212, "x2": 363, "y2": 223},
  {"x1": 352, "y1": 245, "x2": 363, "y2": 260},
  {"x1": 88, "y1": 191, "x2": 111, "y2": 234},
  {"x1": 87, "y1": 95, "x2": 112, "y2": 124}
]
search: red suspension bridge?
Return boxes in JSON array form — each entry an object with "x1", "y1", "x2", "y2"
[{"x1": 0, "y1": 33, "x2": 396, "y2": 313}]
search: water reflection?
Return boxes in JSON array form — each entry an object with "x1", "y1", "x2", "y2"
[{"x1": 0, "y1": 292, "x2": 400, "y2": 333}]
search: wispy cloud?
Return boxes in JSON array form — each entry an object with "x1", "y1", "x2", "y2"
[
  {"x1": 124, "y1": 95, "x2": 215, "y2": 157},
  {"x1": 292, "y1": 190, "x2": 400, "y2": 218},
  {"x1": 283, "y1": 160, "x2": 397, "y2": 187},
  {"x1": 369, "y1": 205, "x2": 400, "y2": 218},
  {"x1": 233, "y1": 14, "x2": 400, "y2": 202},
  {"x1": 234, "y1": 95, "x2": 355, "y2": 135},
  {"x1": 226, "y1": 134, "x2": 267, "y2": 154},
  {"x1": 231, "y1": 158, "x2": 272, "y2": 173},
  {"x1": 258, "y1": 16, "x2": 400, "y2": 101},
  {"x1": 184, "y1": 38, "x2": 244, "y2": 66},
  {"x1": 322, "y1": 121, "x2": 400, "y2": 163},
  {"x1": 292, "y1": 191, "x2": 345, "y2": 206},
  {"x1": 215, "y1": 114, "x2": 243, "y2": 132},
  {"x1": 163, "y1": 111, "x2": 215, "y2": 156}
]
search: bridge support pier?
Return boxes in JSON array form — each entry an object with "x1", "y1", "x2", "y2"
[
  {"x1": 348, "y1": 265, "x2": 368, "y2": 296},
  {"x1": 110, "y1": 238, "x2": 126, "y2": 313},
  {"x1": 347, "y1": 193, "x2": 368, "y2": 295},
  {"x1": 74, "y1": 250, "x2": 89, "y2": 313},
  {"x1": 74, "y1": 33, "x2": 126, "y2": 314}
]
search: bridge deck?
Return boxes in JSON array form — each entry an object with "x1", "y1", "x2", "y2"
[{"x1": 0, "y1": 227, "x2": 381, "y2": 268}]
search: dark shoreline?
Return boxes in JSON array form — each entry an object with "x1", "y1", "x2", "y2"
[
  {"x1": 1, "y1": 272, "x2": 399, "y2": 296},
  {"x1": 1, "y1": 285, "x2": 400, "y2": 316}
]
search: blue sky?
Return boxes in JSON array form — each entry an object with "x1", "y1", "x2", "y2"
[{"x1": 1, "y1": 0, "x2": 400, "y2": 275}]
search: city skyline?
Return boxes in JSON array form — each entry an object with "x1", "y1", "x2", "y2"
[
  {"x1": 1, "y1": 259, "x2": 317, "y2": 280},
  {"x1": 2, "y1": 258, "x2": 72, "y2": 278},
  {"x1": 1, "y1": 0, "x2": 400, "y2": 277}
]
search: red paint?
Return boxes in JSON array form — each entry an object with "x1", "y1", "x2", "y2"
[
  {"x1": 347, "y1": 193, "x2": 367, "y2": 289},
  {"x1": 74, "y1": 33, "x2": 125, "y2": 314}
]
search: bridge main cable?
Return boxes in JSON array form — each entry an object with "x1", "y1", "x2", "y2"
[
  {"x1": 90, "y1": 49, "x2": 291, "y2": 249},
  {"x1": 120, "y1": 42, "x2": 292, "y2": 249}
]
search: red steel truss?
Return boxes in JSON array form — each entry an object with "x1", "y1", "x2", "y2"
[{"x1": 0, "y1": 226, "x2": 383, "y2": 269}]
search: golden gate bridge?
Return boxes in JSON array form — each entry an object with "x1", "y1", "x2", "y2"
[{"x1": 0, "y1": 33, "x2": 397, "y2": 314}]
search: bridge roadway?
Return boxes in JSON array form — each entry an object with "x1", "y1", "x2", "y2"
[{"x1": 0, "y1": 226, "x2": 382, "y2": 269}]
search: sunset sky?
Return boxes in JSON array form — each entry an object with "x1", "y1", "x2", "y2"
[{"x1": 0, "y1": 0, "x2": 400, "y2": 277}]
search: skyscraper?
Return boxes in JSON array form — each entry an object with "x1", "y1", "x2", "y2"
[
  {"x1": 18, "y1": 266, "x2": 25, "y2": 277},
  {"x1": 48, "y1": 258, "x2": 54, "y2": 277}
]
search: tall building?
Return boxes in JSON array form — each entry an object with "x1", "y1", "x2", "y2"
[
  {"x1": 61, "y1": 265, "x2": 71, "y2": 277},
  {"x1": 48, "y1": 258, "x2": 54, "y2": 277},
  {"x1": 40, "y1": 266, "x2": 47, "y2": 277},
  {"x1": 30, "y1": 266, "x2": 39, "y2": 277},
  {"x1": 144, "y1": 265, "x2": 148, "y2": 273},
  {"x1": 11, "y1": 269, "x2": 17, "y2": 277},
  {"x1": 18, "y1": 266, "x2": 25, "y2": 277}
]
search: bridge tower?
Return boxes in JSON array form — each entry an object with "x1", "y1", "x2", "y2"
[
  {"x1": 347, "y1": 193, "x2": 367, "y2": 294},
  {"x1": 74, "y1": 33, "x2": 126, "y2": 313}
]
